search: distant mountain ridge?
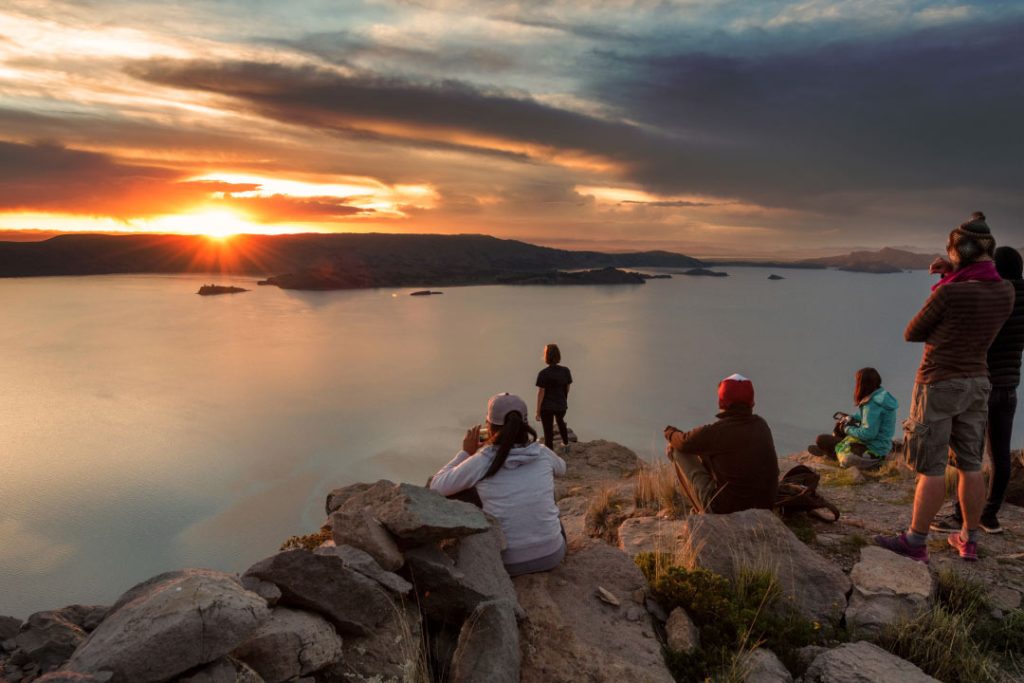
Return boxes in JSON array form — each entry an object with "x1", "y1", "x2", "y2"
[
  {"x1": 0, "y1": 233, "x2": 702, "y2": 287},
  {"x1": 801, "y1": 247, "x2": 940, "y2": 272}
]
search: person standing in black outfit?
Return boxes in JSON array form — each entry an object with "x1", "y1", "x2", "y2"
[
  {"x1": 536, "y1": 344, "x2": 573, "y2": 452},
  {"x1": 933, "y1": 246, "x2": 1024, "y2": 534}
]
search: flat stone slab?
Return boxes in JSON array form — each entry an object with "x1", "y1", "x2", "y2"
[
  {"x1": 845, "y1": 546, "x2": 933, "y2": 636},
  {"x1": 232, "y1": 607, "x2": 342, "y2": 683},
  {"x1": 803, "y1": 641, "x2": 939, "y2": 682}
]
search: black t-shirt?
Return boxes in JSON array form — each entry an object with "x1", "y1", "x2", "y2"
[{"x1": 536, "y1": 365, "x2": 573, "y2": 412}]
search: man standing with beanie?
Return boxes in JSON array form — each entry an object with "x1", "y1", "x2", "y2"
[
  {"x1": 931, "y1": 245, "x2": 1024, "y2": 535},
  {"x1": 876, "y1": 212, "x2": 1014, "y2": 562},
  {"x1": 664, "y1": 373, "x2": 779, "y2": 513}
]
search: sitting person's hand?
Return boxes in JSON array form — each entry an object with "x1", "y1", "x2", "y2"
[
  {"x1": 664, "y1": 425, "x2": 680, "y2": 442},
  {"x1": 929, "y1": 257, "x2": 953, "y2": 275},
  {"x1": 462, "y1": 425, "x2": 482, "y2": 456}
]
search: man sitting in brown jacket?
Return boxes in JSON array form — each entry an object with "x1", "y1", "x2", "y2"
[{"x1": 664, "y1": 374, "x2": 780, "y2": 513}]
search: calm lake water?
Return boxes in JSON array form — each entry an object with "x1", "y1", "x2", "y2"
[{"x1": 1, "y1": 268, "x2": 1018, "y2": 616}]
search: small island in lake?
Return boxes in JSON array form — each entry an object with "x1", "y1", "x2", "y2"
[
  {"x1": 410, "y1": 290, "x2": 444, "y2": 296},
  {"x1": 680, "y1": 268, "x2": 729, "y2": 277},
  {"x1": 198, "y1": 284, "x2": 249, "y2": 296},
  {"x1": 768, "y1": 274, "x2": 785, "y2": 280}
]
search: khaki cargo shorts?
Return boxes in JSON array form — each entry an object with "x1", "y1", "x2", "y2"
[{"x1": 903, "y1": 377, "x2": 990, "y2": 476}]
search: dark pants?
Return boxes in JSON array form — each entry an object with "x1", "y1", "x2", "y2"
[
  {"x1": 540, "y1": 409, "x2": 568, "y2": 448},
  {"x1": 952, "y1": 385, "x2": 1017, "y2": 521}
]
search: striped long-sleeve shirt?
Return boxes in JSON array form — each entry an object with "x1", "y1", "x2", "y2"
[{"x1": 905, "y1": 280, "x2": 1014, "y2": 385}]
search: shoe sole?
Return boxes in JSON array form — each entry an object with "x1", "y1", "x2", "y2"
[{"x1": 980, "y1": 524, "x2": 1004, "y2": 534}]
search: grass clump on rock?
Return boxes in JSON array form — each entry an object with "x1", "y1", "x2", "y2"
[
  {"x1": 635, "y1": 552, "x2": 822, "y2": 681},
  {"x1": 279, "y1": 525, "x2": 332, "y2": 551},
  {"x1": 877, "y1": 569, "x2": 1023, "y2": 683}
]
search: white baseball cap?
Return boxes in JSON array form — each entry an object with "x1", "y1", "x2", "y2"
[{"x1": 486, "y1": 393, "x2": 529, "y2": 426}]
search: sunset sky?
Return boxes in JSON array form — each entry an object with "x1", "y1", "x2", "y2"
[{"x1": 1, "y1": 1, "x2": 1021, "y2": 256}]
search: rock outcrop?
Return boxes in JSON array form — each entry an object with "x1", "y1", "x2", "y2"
[
  {"x1": 741, "y1": 648, "x2": 792, "y2": 682},
  {"x1": 231, "y1": 607, "x2": 342, "y2": 683},
  {"x1": 66, "y1": 570, "x2": 269, "y2": 683},
  {"x1": 844, "y1": 546, "x2": 933, "y2": 636},
  {"x1": 449, "y1": 600, "x2": 520, "y2": 683},
  {"x1": 802, "y1": 641, "x2": 939, "y2": 682},
  {"x1": 619, "y1": 509, "x2": 851, "y2": 623}
]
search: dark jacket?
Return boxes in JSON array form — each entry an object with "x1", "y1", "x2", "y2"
[
  {"x1": 905, "y1": 280, "x2": 1014, "y2": 385},
  {"x1": 988, "y1": 279, "x2": 1024, "y2": 388},
  {"x1": 669, "y1": 406, "x2": 779, "y2": 514}
]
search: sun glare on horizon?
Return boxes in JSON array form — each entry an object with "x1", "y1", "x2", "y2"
[{"x1": 146, "y1": 209, "x2": 260, "y2": 239}]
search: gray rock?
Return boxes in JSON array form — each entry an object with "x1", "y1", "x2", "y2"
[
  {"x1": 742, "y1": 648, "x2": 792, "y2": 683},
  {"x1": 315, "y1": 544, "x2": 412, "y2": 595},
  {"x1": 619, "y1": 510, "x2": 851, "y2": 624},
  {"x1": 665, "y1": 608, "x2": 699, "y2": 654},
  {"x1": 176, "y1": 657, "x2": 264, "y2": 683},
  {"x1": 238, "y1": 577, "x2": 282, "y2": 607},
  {"x1": 330, "y1": 506, "x2": 404, "y2": 571},
  {"x1": 0, "y1": 615, "x2": 21, "y2": 643},
  {"x1": 320, "y1": 598, "x2": 423, "y2": 683},
  {"x1": 625, "y1": 606, "x2": 644, "y2": 622},
  {"x1": 232, "y1": 608, "x2": 342, "y2": 683},
  {"x1": 793, "y1": 645, "x2": 828, "y2": 670},
  {"x1": 404, "y1": 544, "x2": 490, "y2": 622},
  {"x1": 845, "y1": 546, "x2": 933, "y2": 636},
  {"x1": 325, "y1": 481, "x2": 383, "y2": 516},
  {"x1": 14, "y1": 610, "x2": 88, "y2": 672},
  {"x1": 803, "y1": 641, "x2": 939, "y2": 682},
  {"x1": 988, "y1": 585, "x2": 1021, "y2": 612},
  {"x1": 66, "y1": 569, "x2": 270, "y2": 683},
  {"x1": 341, "y1": 482, "x2": 491, "y2": 544},
  {"x1": 645, "y1": 598, "x2": 668, "y2": 622},
  {"x1": 33, "y1": 672, "x2": 112, "y2": 682},
  {"x1": 514, "y1": 542, "x2": 672, "y2": 683},
  {"x1": 450, "y1": 600, "x2": 520, "y2": 683},
  {"x1": 452, "y1": 522, "x2": 524, "y2": 618},
  {"x1": 243, "y1": 549, "x2": 394, "y2": 636}
]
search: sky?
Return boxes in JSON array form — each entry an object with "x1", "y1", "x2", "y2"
[{"x1": 0, "y1": 0, "x2": 1021, "y2": 256}]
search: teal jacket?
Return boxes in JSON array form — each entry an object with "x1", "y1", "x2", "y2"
[{"x1": 845, "y1": 388, "x2": 899, "y2": 456}]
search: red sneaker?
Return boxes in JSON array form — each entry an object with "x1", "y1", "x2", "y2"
[
  {"x1": 874, "y1": 532, "x2": 930, "y2": 564},
  {"x1": 947, "y1": 533, "x2": 978, "y2": 561}
]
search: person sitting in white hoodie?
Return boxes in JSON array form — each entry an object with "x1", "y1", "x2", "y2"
[{"x1": 429, "y1": 393, "x2": 567, "y2": 576}]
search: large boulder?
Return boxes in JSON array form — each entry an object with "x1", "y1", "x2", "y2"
[
  {"x1": 66, "y1": 569, "x2": 269, "y2": 683},
  {"x1": 326, "y1": 482, "x2": 381, "y2": 516},
  {"x1": 844, "y1": 546, "x2": 933, "y2": 636},
  {"x1": 330, "y1": 507, "x2": 404, "y2": 571},
  {"x1": 403, "y1": 545, "x2": 489, "y2": 622},
  {"x1": 802, "y1": 641, "x2": 939, "y2": 682},
  {"x1": 557, "y1": 440, "x2": 641, "y2": 488},
  {"x1": 449, "y1": 600, "x2": 519, "y2": 683},
  {"x1": 335, "y1": 482, "x2": 491, "y2": 544},
  {"x1": 452, "y1": 521, "x2": 524, "y2": 618},
  {"x1": 33, "y1": 672, "x2": 112, "y2": 682},
  {"x1": 619, "y1": 510, "x2": 851, "y2": 624},
  {"x1": 232, "y1": 608, "x2": 342, "y2": 683},
  {"x1": 514, "y1": 542, "x2": 673, "y2": 683},
  {"x1": 315, "y1": 544, "x2": 412, "y2": 595},
  {"x1": 319, "y1": 599, "x2": 423, "y2": 683},
  {"x1": 176, "y1": 657, "x2": 264, "y2": 682},
  {"x1": 0, "y1": 615, "x2": 22, "y2": 642},
  {"x1": 243, "y1": 550, "x2": 394, "y2": 636},
  {"x1": 238, "y1": 578, "x2": 281, "y2": 607}
]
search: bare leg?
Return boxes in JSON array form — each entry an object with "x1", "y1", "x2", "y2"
[
  {"x1": 958, "y1": 469, "x2": 985, "y2": 533},
  {"x1": 910, "y1": 474, "x2": 947, "y2": 534}
]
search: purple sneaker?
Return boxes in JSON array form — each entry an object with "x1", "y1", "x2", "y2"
[
  {"x1": 874, "y1": 532, "x2": 930, "y2": 564},
  {"x1": 947, "y1": 533, "x2": 979, "y2": 561}
]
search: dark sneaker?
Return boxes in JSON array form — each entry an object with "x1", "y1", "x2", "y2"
[
  {"x1": 980, "y1": 517, "x2": 1003, "y2": 534},
  {"x1": 874, "y1": 532, "x2": 930, "y2": 564},
  {"x1": 929, "y1": 515, "x2": 963, "y2": 533},
  {"x1": 948, "y1": 533, "x2": 979, "y2": 561}
]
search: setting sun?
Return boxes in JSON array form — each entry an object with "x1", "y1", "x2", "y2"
[{"x1": 147, "y1": 209, "x2": 257, "y2": 238}]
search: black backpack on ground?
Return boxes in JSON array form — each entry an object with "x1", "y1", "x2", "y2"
[{"x1": 775, "y1": 464, "x2": 840, "y2": 522}]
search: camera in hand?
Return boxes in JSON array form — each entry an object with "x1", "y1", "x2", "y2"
[{"x1": 477, "y1": 425, "x2": 490, "y2": 443}]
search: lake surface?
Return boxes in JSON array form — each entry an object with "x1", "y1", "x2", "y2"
[{"x1": 1, "y1": 268, "x2": 1017, "y2": 616}]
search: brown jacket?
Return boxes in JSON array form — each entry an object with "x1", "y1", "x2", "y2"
[
  {"x1": 906, "y1": 280, "x2": 1014, "y2": 385},
  {"x1": 669, "y1": 406, "x2": 779, "y2": 514}
]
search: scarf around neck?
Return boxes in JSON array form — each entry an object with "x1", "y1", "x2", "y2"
[{"x1": 932, "y1": 260, "x2": 1002, "y2": 291}]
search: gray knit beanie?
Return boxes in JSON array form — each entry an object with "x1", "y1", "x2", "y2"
[{"x1": 947, "y1": 211, "x2": 995, "y2": 265}]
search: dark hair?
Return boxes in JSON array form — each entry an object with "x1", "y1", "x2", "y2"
[
  {"x1": 994, "y1": 246, "x2": 1023, "y2": 280},
  {"x1": 854, "y1": 367, "x2": 882, "y2": 404},
  {"x1": 544, "y1": 344, "x2": 561, "y2": 365},
  {"x1": 483, "y1": 411, "x2": 537, "y2": 479}
]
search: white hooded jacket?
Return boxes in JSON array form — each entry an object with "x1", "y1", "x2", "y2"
[{"x1": 429, "y1": 441, "x2": 566, "y2": 565}]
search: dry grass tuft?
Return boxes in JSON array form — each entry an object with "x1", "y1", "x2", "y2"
[
  {"x1": 635, "y1": 463, "x2": 688, "y2": 517},
  {"x1": 279, "y1": 525, "x2": 332, "y2": 552},
  {"x1": 586, "y1": 486, "x2": 626, "y2": 542}
]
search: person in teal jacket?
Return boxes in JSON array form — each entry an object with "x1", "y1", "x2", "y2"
[{"x1": 809, "y1": 368, "x2": 899, "y2": 469}]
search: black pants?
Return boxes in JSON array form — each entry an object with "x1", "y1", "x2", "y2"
[
  {"x1": 952, "y1": 385, "x2": 1017, "y2": 521},
  {"x1": 540, "y1": 409, "x2": 568, "y2": 448}
]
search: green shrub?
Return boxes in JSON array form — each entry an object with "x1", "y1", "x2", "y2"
[{"x1": 635, "y1": 553, "x2": 822, "y2": 681}]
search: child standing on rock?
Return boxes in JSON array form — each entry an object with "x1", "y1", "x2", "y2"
[{"x1": 535, "y1": 343, "x2": 573, "y2": 453}]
